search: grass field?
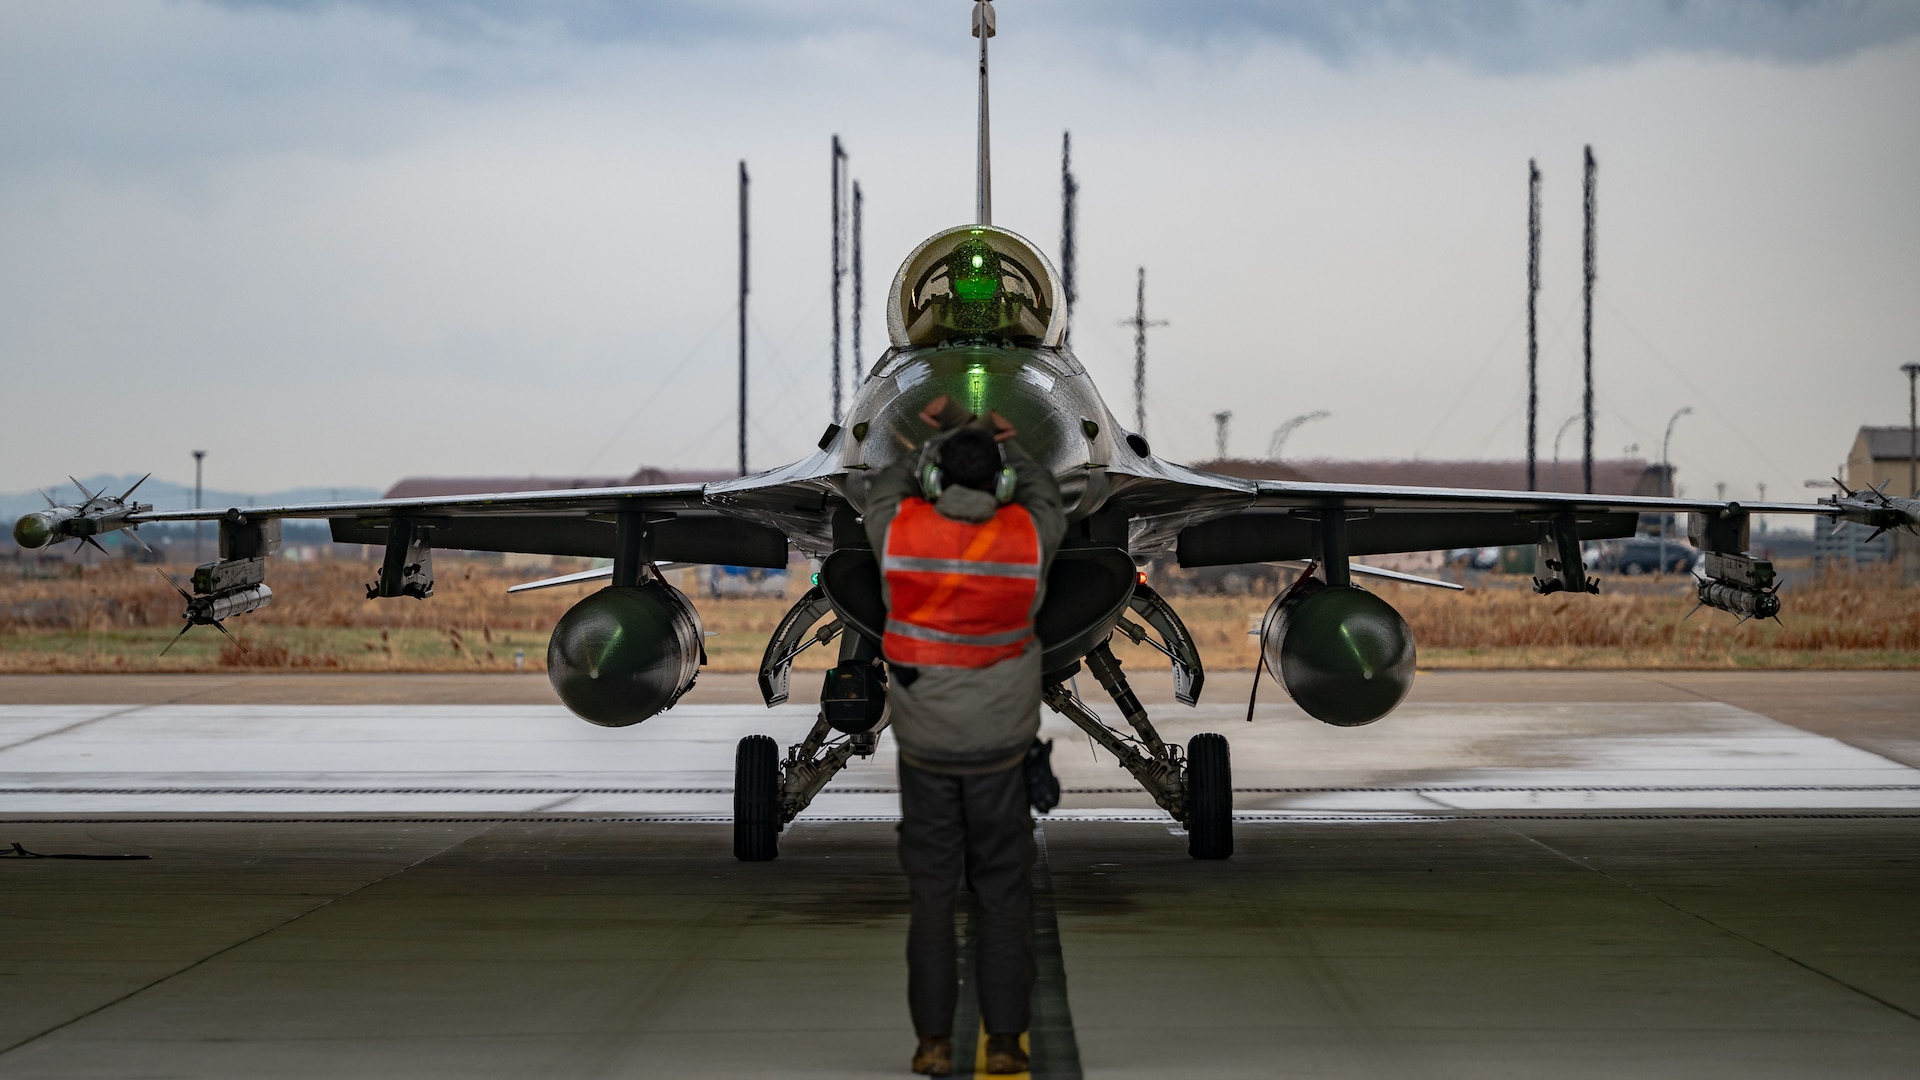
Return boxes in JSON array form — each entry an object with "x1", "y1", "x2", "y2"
[{"x1": 2, "y1": 557, "x2": 1915, "y2": 673}]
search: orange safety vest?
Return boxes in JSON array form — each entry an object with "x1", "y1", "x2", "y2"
[{"x1": 881, "y1": 497, "x2": 1043, "y2": 668}]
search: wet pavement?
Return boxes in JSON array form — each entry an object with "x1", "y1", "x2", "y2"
[{"x1": 2, "y1": 672, "x2": 1917, "y2": 1076}]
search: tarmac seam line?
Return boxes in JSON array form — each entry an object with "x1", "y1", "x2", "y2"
[
  {"x1": 0, "y1": 703, "x2": 153, "y2": 755},
  {"x1": 0, "y1": 678, "x2": 253, "y2": 754},
  {"x1": 1498, "y1": 822, "x2": 1920, "y2": 1027},
  {"x1": 0, "y1": 821, "x2": 492, "y2": 1059}
]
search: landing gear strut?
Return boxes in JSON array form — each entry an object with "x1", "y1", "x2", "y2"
[
  {"x1": 734, "y1": 621, "x2": 887, "y2": 862},
  {"x1": 1044, "y1": 641, "x2": 1234, "y2": 859}
]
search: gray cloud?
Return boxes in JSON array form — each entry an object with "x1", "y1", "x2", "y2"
[
  {"x1": 207, "y1": 0, "x2": 1920, "y2": 70},
  {"x1": 1043, "y1": 0, "x2": 1920, "y2": 70},
  {"x1": 3, "y1": 0, "x2": 1914, "y2": 498}
]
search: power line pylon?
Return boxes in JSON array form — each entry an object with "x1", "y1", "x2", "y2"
[
  {"x1": 1527, "y1": 159, "x2": 1540, "y2": 491},
  {"x1": 851, "y1": 181, "x2": 864, "y2": 389},
  {"x1": 830, "y1": 136, "x2": 848, "y2": 424},
  {"x1": 738, "y1": 160, "x2": 749, "y2": 477},
  {"x1": 1120, "y1": 267, "x2": 1167, "y2": 436},
  {"x1": 1582, "y1": 144, "x2": 1597, "y2": 495}
]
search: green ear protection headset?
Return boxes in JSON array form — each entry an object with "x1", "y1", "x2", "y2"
[{"x1": 918, "y1": 433, "x2": 1018, "y2": 505}]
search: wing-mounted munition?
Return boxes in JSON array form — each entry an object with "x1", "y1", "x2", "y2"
[
  {"x1": 1688, "y1": 506, "x2": 1780, "y2": 621},
  {"x1": 156, "y1": 513, "x2": 281, "y2": 652},
  {"x1": 12, "y1": 476, "x2": 153, "y2": 554}
]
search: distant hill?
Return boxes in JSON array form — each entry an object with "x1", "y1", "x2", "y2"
[{"x1": 1, "y1": 475, "x2": 382, "y2": 524}]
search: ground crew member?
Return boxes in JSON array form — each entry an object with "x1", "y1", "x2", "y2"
[{"x1": 863, "y1": 394, "x2": 1066, "y2": 1076}]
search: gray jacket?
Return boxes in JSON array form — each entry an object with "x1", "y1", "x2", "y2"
[{"x1": 863, "y1": 441, "x2": 1067, "y2": 774}]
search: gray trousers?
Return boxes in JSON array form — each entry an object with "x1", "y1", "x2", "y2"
[{"x1": 898, "y1": 758, "x2": 1036, "y2": 1038}]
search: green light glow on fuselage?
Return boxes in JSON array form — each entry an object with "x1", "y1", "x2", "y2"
[{"x1": 965, "y1": 361, "x2": 989, "y2": 415}]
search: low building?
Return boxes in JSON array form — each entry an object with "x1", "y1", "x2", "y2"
[
  {"x1": 382, "y1": 467, "x2": 735, "y2": 501},
  {"x1": 1847, "y1": 426, "x2": 1920, "y2": 497}
]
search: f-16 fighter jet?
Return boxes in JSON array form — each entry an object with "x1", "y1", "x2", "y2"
[{"x1": 15, "y1": 1, "x2": 1913, "y2": 861}]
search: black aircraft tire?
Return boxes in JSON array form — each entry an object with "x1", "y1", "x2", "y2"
[
  {"x1": 733, "y1": 734, "x2": 782, "y2": 862},
  {"x1": 1185, "y1": 733, "x2": 1233, "y2": 860}
]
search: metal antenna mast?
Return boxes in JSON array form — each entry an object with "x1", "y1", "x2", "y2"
[
  {"x1": 852, "y1": 181, "x2": 864, "y2": 389},
  {"x1": 1527, "y1": 159, "x2": 1540, "y2": 491},
  {"x1": 830, "y1": 136, "x2": 848, "y2": 423},
  {"x1": 738, "y1": 161, "x2": 749, "y2": 477},
  {"x1": 1061, "y1": 130, "x2": 1078, "y2": 344},
  {"x1": 973, "y1": 0, "x2": 995, "y2": 225},
  {"x1": 1582, "y1": 145, "x2": 1597, "y2": 495},
  {"x1": 1121, "y1": 267, "x2": 1167, "y2": 436}
]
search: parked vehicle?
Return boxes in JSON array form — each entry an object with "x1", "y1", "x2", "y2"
[
  {"x1": 706, "y1": 564, "x2": 791, "y2": 598},
  {"x1": 1603, "y1": 537, "x2": 1698, "y2": 575}
]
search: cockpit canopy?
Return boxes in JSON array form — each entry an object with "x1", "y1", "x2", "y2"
[{"x1": 887, "y1": 225, "x2": 1065, "y2": 348}]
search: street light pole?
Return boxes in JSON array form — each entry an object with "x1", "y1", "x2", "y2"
[
  {"x1": 192, "y1": 450, "x2": 206, "y2": 564},
  {"x1": 1551, "y1": 414, "x2": 1580, "y2": 490},
  {"x1": 1659, "y1": 407, "x2": 1691, "y2": 575},
  {"x1": 1902, "y1": 362, "x2": 1919, "y2": 498}
]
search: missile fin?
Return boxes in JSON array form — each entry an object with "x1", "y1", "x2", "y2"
[
  {"x1": 209, "y1": 619, "x2": 245, "y2": 652},
  {"x1": 159, "y1": 622, "x2": 192, "y2": 656},
  {"x1": 157, "y1": 569, "x2": 192, "y2": 601}
]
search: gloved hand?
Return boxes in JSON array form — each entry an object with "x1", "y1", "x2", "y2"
[
  {"x1": 918, "y1": 394, "x2": 1018, "y2": 442},
  {"x1": 918, "y1": 394, "x2": 974, "y2": 432}
]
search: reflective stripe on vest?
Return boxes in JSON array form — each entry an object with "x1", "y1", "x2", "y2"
[{"x1": 881, "y1": 497, "x2": 1042, "y2": 669}]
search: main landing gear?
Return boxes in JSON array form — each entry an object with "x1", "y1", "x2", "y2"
[{"x1": 1044, "y1": 641, "x2": 1233, "y2": 860}]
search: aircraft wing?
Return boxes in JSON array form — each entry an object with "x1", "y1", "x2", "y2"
[
  {"x1": 19, "y1": 463, "x2": 848, "y2": 568},
  {"x1": 1101, "y1": 461, "x2": 1886, "y2": 570}
]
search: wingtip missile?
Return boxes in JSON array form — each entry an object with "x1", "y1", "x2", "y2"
[
  {"x1": 1822, "y1": 483, "x2": 1920, "y2": 536},
  {"x1": 13, "y1": 475, "x2": 154, "y2": 550}
]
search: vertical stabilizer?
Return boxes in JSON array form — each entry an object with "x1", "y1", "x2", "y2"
[{"x1": 973, "y1": 1, "x2": 995, "y2": 225}]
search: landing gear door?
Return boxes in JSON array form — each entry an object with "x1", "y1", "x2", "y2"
[{"x1": 1125, "y1": 581, "x2": 1206, "y2": 707}]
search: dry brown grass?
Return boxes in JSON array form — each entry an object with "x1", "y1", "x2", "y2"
[
  {"x1": 2, "y1": 556, "x2": 1915, "y2": 673},
  {"x1": 1185, "y1": 569, "x2": 1920, "y2": 670},
  {"x1": 0, "y1": 558, "x2": 820, "y2": 674}
]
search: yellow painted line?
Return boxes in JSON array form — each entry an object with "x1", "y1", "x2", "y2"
[{"x1": 972, "y1": 1023, "x2": 1030, "y2": 1079}]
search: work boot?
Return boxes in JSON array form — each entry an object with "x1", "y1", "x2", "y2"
[
  {"x1": 910, "y1": 1035, "x2": 953, "y2": 1076},
  {"x1": 984, "y1": 1033, "x2": 1028, "y2": 1075}
]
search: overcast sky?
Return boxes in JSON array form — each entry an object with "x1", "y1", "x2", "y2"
[{"x1": 4, "y1": 1, "x2": 1918, "y2": 505}]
